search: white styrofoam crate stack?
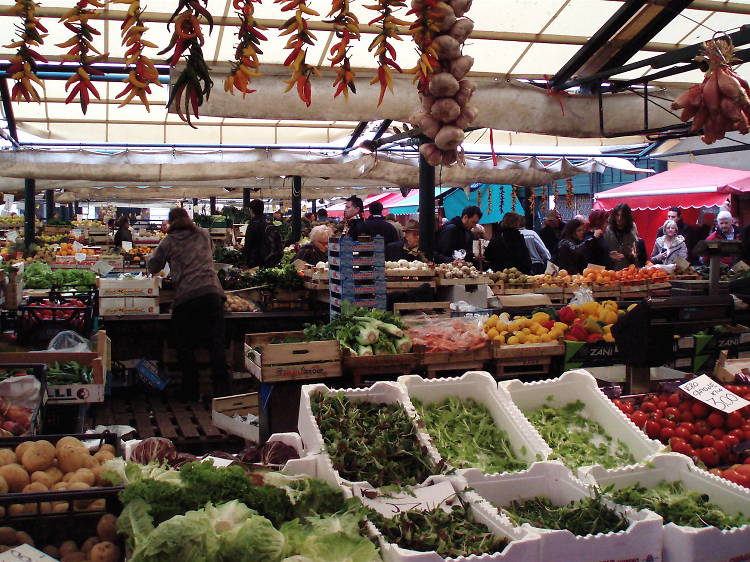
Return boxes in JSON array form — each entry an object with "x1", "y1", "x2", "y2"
[
  {"x1": 398, "y1": 371, "x2": 551, "y2": 474},
  {"x1": 500, "y1": 370, "x2": 664, "y2": 474},
  {"x1": 585, "y1": 453, "x2": 750, "y2": 562},
  {"x1": 461, "y1": 462, "x2": 663, "y2": 562},
  {"x1": 298, "y1": 381, "x2": 441, "y2": 489}
]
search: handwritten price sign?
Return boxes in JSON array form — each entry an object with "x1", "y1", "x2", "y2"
[{"x1": 679, "y1": 375, "x2": 750, "y2": 413}]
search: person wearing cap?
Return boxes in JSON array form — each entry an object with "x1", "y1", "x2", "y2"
[
  {"x1": 386, "y1": 219, "x2": 426, "y2": 262},
  {"x1": 704, "y1": 210, "x2": 742, "y2": 266},
  {"x1": 350, "y1": 200, "x2": 399, "y2": 244}
]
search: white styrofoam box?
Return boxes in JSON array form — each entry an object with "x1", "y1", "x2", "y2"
[
  {"x1": 462, "y1": 462, "x2": 663, "y2": 562},
  {"x1": 586, "y1": 453, "x2": 750, "y2": 562},
  {"x1": 500, "y1": 370, "x2": 663, "y2": 473},
  {"x1": 398, "y1": 371, "x2": 552, "y2": 473},
  {"x1": 99, "y1": 296, "x2": 159, "y2": 315},
  {"x1": 298, "y1": 381, "x2": 441, "y2": 488},
  {"x1": 97, "y1": 276, "x2": 160, "y2": 297}
]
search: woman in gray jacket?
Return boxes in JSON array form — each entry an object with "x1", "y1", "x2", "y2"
[
  {"x1": 651, "y1": 219, "x2": 688, "y2": 265},
  {"x1": 604, "y1": 203, "x2": 639, "y2": 270}
]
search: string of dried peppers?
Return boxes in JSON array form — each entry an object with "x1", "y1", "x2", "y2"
[
  {"x1": 327, "y1": 0, "x2": 359, "y2": 99},
  {"x1": 57, "y1": 0, "x2": 108, "y2": 114},
  {"x1": 565, "y1": 177, "x2": 574, "y2": 209},
  {"x1": 409, "y1": 0, "x2": 477, "y2": 167},
  {"x1": 367, "y1": 0, "x2": 408, "y2": 106},
  {"x1": 225, "y1": 0, "x2": 266, "y2": 97},
  {"x1": 276, "y1": 0, "x2": 319, "y2": 107},
  {"x1": 5, "y1": 1, "x2": 47, "y2": 103},
  {"x1": 111, "y1": 0, "x2": 161, "y2": 111},
  {"x1": 161, "y1": 0, "x2": 214, "y2": 128}
]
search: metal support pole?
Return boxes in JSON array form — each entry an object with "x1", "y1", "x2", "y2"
[
  {"x1": 192, "y1": 198, "x2": 198, "y2": 208},
  {"x1": 73, "y1": 200, "x2": 80, "y2": 218},
  {"x1": 242, "y1": 188, "x2": 251, "y2": 209},
  {"x1": 311, "y1": 199, "x2": 317, "y2": 214},
  {"x1": 24, "y1": 178, "x2": 35, "y2": 255},
  {"x1": 291, "y1": 176, "x2": 302, "y2": 243},
  {"x1": 210, "y1": 196, "x2": 217, "y2": 215},
  {"x1": 418, "y1": 139, "x2": 436, "y2": 260},
  {"x1": 44, "y1": 190, "x2": 54, "y2": 220}
]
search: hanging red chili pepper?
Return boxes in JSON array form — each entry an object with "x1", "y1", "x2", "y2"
[
  {"x1": 57, "y1": 0, "x2": 109, "y2": 114},
  {"x1": 275, "y1": 0, "x2": 319, "y2": 106},
  {"x1": 160, "y1": 1, "x2": 214, "y2": 128},
  {"x1": 407, "y1": 0, "x2": 441, "y2": 95},
  {"x1": 529, "y1": 187, "x2": 537, "y2": 215},
  {"x1": 367, "y1": 0, "x2": 408, "y2": 106},
  {"x1": 110, "y1": 0, "x2": 161, "y2": 111},
  {"x1": 565, "y1": 177, "x2": 575, "y2": 210},
  {"x1": 327, "y1": 0, "x2": 359, "y2": 99},
  {"x1": 5, "y1": 1, "x2": 48, "y2": 103},
  {"x1": 225, "y1": 0, "x2": 266, "y2": 97}
]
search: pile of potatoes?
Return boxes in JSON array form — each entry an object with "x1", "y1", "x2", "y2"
[
  {"x1": 0, "y1": 437, "x2": 116, "y2": 516},
  {"x1": 0, "y1": 513, "x2": 121, "y2": 561}
]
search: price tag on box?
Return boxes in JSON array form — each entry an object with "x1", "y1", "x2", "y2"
[
  {"x1": 72, "y1": 240, "x2": 84, "y2": 252},
  {"x1": 71, "y1": 228, "x2": 82, "y2": 238},
  {"x1": 6, "y1": 230, "x2": 18, "y2": 243},
  {"x1": 679, "y1": 374, "x2": 750, "y2": 413},
  {"x1": 121, "y1": 240, "x2": 133, "y2": 251},
  {"x1": 75, "y1": 252, "x2": 88, "y2": 262}
]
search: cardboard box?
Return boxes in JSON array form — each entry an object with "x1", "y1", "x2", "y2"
[
  {"x1": 212, "y1": 392, "x2": 259, "y2": 441},
  {"x1": 97, "y1": 276, "x2": 160, "y2": 297},
  {"x1": 99, "y1": 296, "x2": 159, "y2": 315}
]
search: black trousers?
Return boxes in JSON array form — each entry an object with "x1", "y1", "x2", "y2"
[
  {"x1": 530, "y1": 262, "x2": 546, "y2": 275},
  {"x1": 171, "y1": 293, "x2": 230, "y2": 399}
]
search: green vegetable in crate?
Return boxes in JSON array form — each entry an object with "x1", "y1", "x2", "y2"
[
  {"x1": 501, "y1": 489, "x2": 629, "y2": 536},
  {"x1": 526, "y1": 400, "x2": 636, "y2": 469},
  {"x1": 22, "y1": 262, "x2": 56, "y2": 289},
  {"x1": 47, "y1": 361, "x2": 94, "y2": 385},
  {"x1": 412, "y1": 397, "x2": 529, "y2": 474},
  {"x1": 369, "y1": 501, "x2": 507, "y2": 558},
  {"x1": 311, "y1": 391, "x2": 438, "y2": 488},
  {"x1": 606, "y1": 480, "x2": 750, "y2": 529}
]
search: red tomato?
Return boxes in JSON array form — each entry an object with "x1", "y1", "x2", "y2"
[
  {"x1": 670, "y1": 438, "x2": 692, "y2": 457},
  {"x1": 711, "y1": 429, "x2": 726, "y2": 440},
  {"x1": 699, "y1": 447, "x2": 720, "y2": 467},
  {"x1": 660, "y1": 419, "x2": 676, "y2": 430},
  {"x1": 727, "y1": 412, "x2": 744, "y2": 429},
  {"x1": 641, "y1": 401, "x2": 656, "y2": 413},
  {"x1": 675, "y1": 427, "x2": 692, "y2": 440},
  {"x1": 744, "y1": 457, "x2": 750, "y2": 465},
  {"x1": 644, "y1": 420, "x2": 661, "y2": 439},
  {"x1": 702, "y1": 435, "x2": 716, "y2": 447},
  {"x1": 725, "y1": 435, "x2": 740, "y2": 450},
  {"x1": 713, "y1": 440, "x2": 729, "y2": 458},
  {"x1": 679, "y1": 410, "x2": 696, "y2": 423},
  {"x1": 729, "y1": 429, "x2": 745, "y2": 441},
  {"x1": 695, "y1": 421, "x2": 710, "y2": 435},
  {"x1": 664, "y1": 407, "x2": 680, "y2": 420},
  {"x1": 692, "y1": 402, "x2": 709, "y2": 418},
  {"x1": 678, "y1": 401, "x2": 692, "y2": 413},
  {"x1": 689, "y1": 434, "x2": 703, "y2": 448},
  {"x1": 707, "y1": 412, "x2": 725, "y2": 429},
  {"x1": 660, "y1": 427, "x2": 676, "y2": 440},
  {"x1": 668, "y1": 393, "x2": 681, "y2": 407},
  {"x1": 736, "y1": 464, "x2": 750, "y2": 476},
  {"x1": 657, "y1": 400, "x2": 669, "y2": 410},
  {"x1": 630, "y1": 411, "x2": 647, "y2": 428},
  {"x1": 679, "y1": 422, "x2": 695, "y2": 432},
  {"x1": 723, "y1": 469, "x2": 750, "y2": 488}
]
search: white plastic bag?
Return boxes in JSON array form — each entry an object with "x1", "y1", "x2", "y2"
[
  {"x1": 46, "y1": 330, "x2": 92, "y2": 353},
  {"x1": 568, "y1": 285, "x2": 595, "y2": 306}
]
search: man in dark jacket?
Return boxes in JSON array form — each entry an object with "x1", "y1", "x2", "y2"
[
  {"x1": 656, "y1": 207, "x2": 689, "y2": 239},
  {"x1": 344, "y1": 195, "x2": 365, "y2": 238},
  {"x1": 435, "y1": 206, "x2": 483, "y2": 264},
  {"x1": 351, "y1": 201, "x2": 399, "y2": 244},
  {"x1": 386, "y1": 220, "x2": 425, "y2": 261},
  {"x1": 243, "y1": 199, "x2": 282, "y2": 268}
]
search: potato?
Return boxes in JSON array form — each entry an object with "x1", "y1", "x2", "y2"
[
  {"x1": 0, "y1": 526, "x2": 16, "y2": 545},
  {"x1": 68, "y1": 482, "x2": 92, "y2": 509},
  {"x1": 93, "y1": 450, "x2": 114, "y2": 464},
  {"x1": 58, "y1": 540, "x2": 78, "y2": 557},
  {"x1": 82, "y1": 455, "x2": 99, "y2": 470},
  {"x1": 42, "y1": 545, "x2": 60, "y2": 559},
  {"x1": 23, "y1": 503, "x2": 37, "y2": 515},
  {"x1": 30, "y1": 471, "x2": 53, "y2": 489},
  {"x1": 22, "y1": 482, "x2": 47, "y2": 493},
  {"x1": 0, "y1": 475, "x2": 8, "y2": 495},
  {"x1": 99, "y1": 444, "x2": 115, "y2": 455},
  {"x1": 96, "y1": 513, "x2": 118, "y2": 542},
  {"x1": 0, "y1": 464, "x2": 29, "y2": 492},
  {"x1": 44, "y1": 466, "x2": 63, "y2": 484},
  {"x1": 91, "y1": 464, "x2": 108, "y2": 486},
  {"x1": 34, "y1": 440, "x2": 55, "y2": 459},
  {"x1": 56, "y1": 437, "x2": 85, "y2": 453},
  {"x1": 0, "y1": 507, "x2": 6, "y2": 518},
  {"x1": 89, "y1": 541, "x2": 120, "y2": 562},
  {"x1": 7, "y1": 504, "x2": 25, "y2": 516},
  {"x1": 58, "y1": 446, "x2": 89, "y2": 474},
  {"x1": 88, "y1": 499, "x2": 106, "y2": 511},
  {"x1": 62, "y1": 553, "x2": 87, "y2": 562},
  {"x1": 14, "y1": 531, "x2": 32, "y2": 546},
  {"x1": 62, "y1": 472, "x2": 75, "y2": 483},
  {"x1": 39, "y1": 502, "x2": 53, "y2": 514},
  {"x1": 13, "y1": 442, "x2": 34, "y2": 462},
  {"x1": 70, "y1": 468, "x2": 95, "y2": 486},
  {"x1": 0, "y1": 449, "x2": 16, "y2": 467},
  {"x1": 52, "y1": 482, "x2": 68, "y2": 491},
  {"x1": 52, "y1": 501, "x2": 69, "y2": 513},
  {"x1": 81, "y1": 536, "x2": 100, "y2": 554},
  {"x1": 22, "y1": 444, "x2": 54, "y2": 473}
]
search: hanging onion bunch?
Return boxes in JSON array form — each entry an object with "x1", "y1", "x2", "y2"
[
  {"x1": 408, "y1": 0, "x2": 476, "y2": 167},
  {"x1": 225, "y1": 0, "x2": 266, "y2": 96},
  {"x1": 276, "y1": 0, "x2": 319, "y2": 107},
  {"x1": 161, "y1": 0, "x2": 214, "y2": 128},
  {"x1": 672, "y1": 38, "x2": 750, "y2": 144},
  {"x1": 327, "y1": 0, "x2": 359, "y2": 99},
  {"x1": 5, "y1": 0, "x2": 47, "y2": 102},
  {"x1": 112, "y1": 0, "x2": 161, "y2": 111},
  {"x1": 367, "y1": 0, "x2": 409, "y2": 106},
  {"x1": 57, "y1": 0, "x2": 108, "y2": 114}
]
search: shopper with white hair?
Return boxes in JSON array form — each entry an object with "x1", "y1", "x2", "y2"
[
  {"x1": 704, "y1": 210, "x2": 741, "y2": 266},
  {"x1": 294, "y1": 224, "x2": 333, "y2": 265},
  {"x1": 651, "y1": 219, "x2": 687, "y2": 265}
]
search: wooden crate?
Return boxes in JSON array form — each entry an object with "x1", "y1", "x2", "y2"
[
  {"x1": 491, "y1": 341, "x2": 563, "y2": 378},
  {"x1": 492, "y1": 341, "x2": 565, "y2": 359},
  {"x1": 212, "y1": 392, "x2": 259, "y2": 441},
  {"x1": 494, "y1": 355, "x2": 554, "y2": 378},
  {"x1": 386, "y1": 268, "x2": 436, "y2": 290},
  {"x1": 436, "y1": 275, "x2": 490, "y2": 286},
  {"x1": 393, "y1": 301, "x2": 451, "y2": 317},
  {"x1": 343, "y1": 351, "x2": 420, "y2": 386},
  {"x1": 420, "y1": 344, "x2": 491, "y2": 378},
  {"x1": 245, "y1": 330, "x2": 341, "y2": 383}
]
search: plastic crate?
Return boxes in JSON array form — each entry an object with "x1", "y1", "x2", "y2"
[{"x1": 17, "y1": 292, "x2": 95, "y2": 347}]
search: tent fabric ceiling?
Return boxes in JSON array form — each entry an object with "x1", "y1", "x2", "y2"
[{"x1": 0, "y1": 0, "x2": 746, "y2": 144}]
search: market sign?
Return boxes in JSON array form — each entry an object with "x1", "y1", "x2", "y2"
[{"x1": 679, "y1": 374, "x2": 750, "y2": 414}]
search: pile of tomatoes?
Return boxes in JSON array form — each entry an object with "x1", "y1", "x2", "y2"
[
  {"x1": 26, "y1": 299, "x2": 88, "y2": 324},
  {"x1": 612, "y1": 386, "x2": 750, "y2": 480}
]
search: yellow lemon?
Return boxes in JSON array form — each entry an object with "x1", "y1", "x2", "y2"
[
  {"x1": 507, "y1": 335, "x2": 520, "y2": 345},
  {"x1": 487, "y1": 328, "x2": 499, "y2": 339}
]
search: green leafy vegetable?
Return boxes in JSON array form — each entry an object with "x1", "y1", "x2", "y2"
[
  {"x1": 311, "y1": 391, "x2": 437, "y2": 488},
  {"x1": 412, "y1": 397, "x2": 529, "y2": 474},
  {"x1": 46, "y1": 360, "x2": 94, "y2": 385},
  {"x1": 501, "y1": 490, "x2": 629, "y2": 536},
  {"x1": 606, "y1": 480, "x2": 750, "y2": 529},
  {"x1": 369, "y1": 503, "x2": 507, "y2": 558},
  {"x1": 526, "y1": 400, "x2": 636, "y2": 469}
]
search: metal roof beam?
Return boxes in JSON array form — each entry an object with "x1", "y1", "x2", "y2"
[{"x1": 608, "y1": 0, "x2": 750, "y2": 15}]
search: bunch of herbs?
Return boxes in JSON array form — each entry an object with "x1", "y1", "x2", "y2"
[
  {"x1": 311, "y1": 391, "x2": 436, "y2": 487},
  {"x1": 412, "y1": 397, "x2": 529, "y2": 474},
  {"x1": 526, "y1": 400, "x2": 635, "y2": 469}
]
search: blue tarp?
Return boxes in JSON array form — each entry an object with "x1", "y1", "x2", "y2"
[
  {"x1": 443, "y1": 184, "x2": 515, "y2": 224},
  {"x1": 389, "y1": 187, "x2": 452, "y2": 216}
]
